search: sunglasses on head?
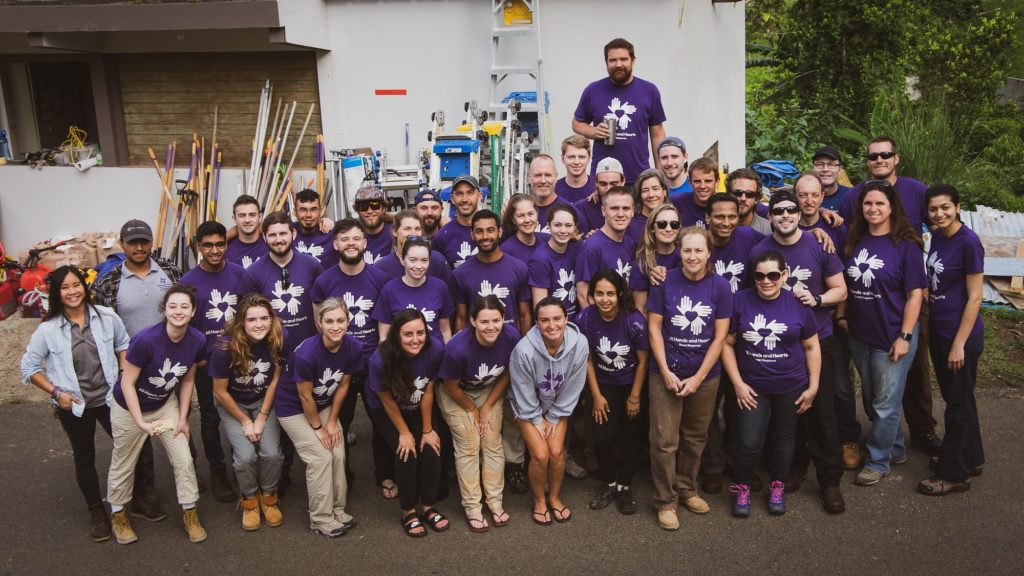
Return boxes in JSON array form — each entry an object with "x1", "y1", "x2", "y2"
[
  {"x1": 753, "y1": 271, "x2": 783, "y2": 282},
  {"x1": 770, "y1": 205, "x2": 800, "y2": 216},
  {"x1": 866, "y1": 151, "x2": 897, "y2": 161},
  {"x1": 732, "y1": 190, "x2": 759, "y2": 199},
  {"x1": 405, "y1": 235, "x2": 432, "y2": 246},
  {"x1": 654, "y1": 220, "x2": 681, "y2": 230}
]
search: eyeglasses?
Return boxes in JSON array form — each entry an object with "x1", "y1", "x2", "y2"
[
  {"x1": 770, "y1": 205, "x2": 800, "y2": 216},
  {"x1": 356, "y1": 200, "x2": 385, "y2": 211},
  {"x1": 654, "y1": 220, "x2": 681, "y2": 230},
  {"x1": 866, "y1": 151, "x2": 897, "y2": 161},
  {"x1": 280, "y1": 266, "x2": 290, "y2": 290},
  {"x1": 198, "y1": 241, "x2": 227, "y2": 250},
  {"x1": 812, "y1": 161, "x2": 841, "y2": 169},
  {"x1": 753, "y1": 271, "x2": 783, "y2": 282},
  {"x1": 731, "y1": 190, "x2": 759, "y2": 199}
]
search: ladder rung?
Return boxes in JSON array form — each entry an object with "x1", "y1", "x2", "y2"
[
  {"x1": 487, "y1": 102, "x2": 538, "y2": 112},
  {"x1": 490, "y1": 65, "x2": 538, "y2": 75},
  {"x1": 492, "y1": 26, "x2": 535, "y2": 37}
]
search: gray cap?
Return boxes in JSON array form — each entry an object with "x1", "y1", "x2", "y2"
[
  {"x1": 595, "y1": 157, "x2": 624, "y2": 175},
  {"x1": 452, "y1": 174, "x2": 480, "y2": 190},
  {"x1": 120, "y1": 219, "x2": 153, "y2": 243},
  {"x1": 657, "y1": 136, "x2": 687, "y2": 153}
]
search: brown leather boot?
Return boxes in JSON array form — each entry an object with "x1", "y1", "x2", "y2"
[
  {"x1": 210, "y1": 463, "x2": 237, "y2": 503},
  {"x1": 240, "y1": 496, "x2": 261, "y2": 531},
  {"x1": 88, "y1": 502, "x2": 111, "y2": 542},
  {"x1": 260, "y1": 491, "x2": 283, "y2": 527}
]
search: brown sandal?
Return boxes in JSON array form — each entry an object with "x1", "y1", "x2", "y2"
[{"x1": 918, "y1": 476, "x2": 970, "y2": 496}]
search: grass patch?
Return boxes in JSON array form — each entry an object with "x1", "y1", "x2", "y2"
[{"x1": 978, "y1": 308, "x2": 1024, "y2": 388}]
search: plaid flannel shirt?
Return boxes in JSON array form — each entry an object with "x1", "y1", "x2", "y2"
[{"x1": 91, "y1": 257, "x2": 183, "y2": 312}]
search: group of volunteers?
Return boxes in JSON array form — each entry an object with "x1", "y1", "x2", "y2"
[{"x1": 21, "y1": 37, "x2": 985, "y2": 543}]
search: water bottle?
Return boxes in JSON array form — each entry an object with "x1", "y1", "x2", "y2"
[
  {"x1": 0, "y1": 130, "x2": 11, "y2": 161},
  {"x1": 603, "y1": 114, "x2": 617, "y2": 146}
]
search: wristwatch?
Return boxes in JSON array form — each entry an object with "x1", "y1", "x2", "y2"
[
  {"x1": 813, "y1": 294, "x2": 823, "y2": 307},
  {"x1": 899, "y1": 332, "x2": 913, "y2": 342}
]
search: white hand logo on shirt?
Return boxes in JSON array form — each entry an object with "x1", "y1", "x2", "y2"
[
  {"x1": 148, "y1": 358, "x2": 189, "y2": 391},
  {"x1": 409, "y1": 376, "x2": 430, "y2": 405},
  {"x1": 312, "y1": 367, "x2": 344, "y2": 398},
  {"x1": 344, "y1": 291, "x2": 374, "y2": 328},
  {"x1": 597, "y1": 336, "x2": 631, "y2": 370},
  {"x1": 616, "y1": 258, "x2": 632, "y2": 280},
  {"x1": 478, "y1": 280, "x2": 510, "y2": 301},
  {"x1": 205, "y1": 289, "x2": 237, "y2": 323},
  {"x1": 469, "y1": 364, "x2": 505, "y2": 388},
  {"x1": 671, "y1": 296, "x2": 713, "y2": 335},
  {"x1": 241, "y1": 255, "x2": 255, "y2": 269},
  {"x1": 715, "y1": 260, "x2": 745, "y2": 293},
  {"x1": 455, "y1": 241, "x2": 478, "y2": 268},
  {"x1": 742, "y1": 314, "x2": 788, "y2": 351},
  {"x1": 554, "y1": 268, "x2": 577, "y2": 303},
  {"x1": 405, "y1": 304, "x2": 436, "y2": 329},
  {"x1": 927, "y1": 252, "x2": 944, "y2": 292},
  {"x1": 295, "y1": 241, "x2": 324, "y2": 261},
  {"x1": 848, "y1": 249, "x2": 885, "y2": 288},
  {"x1": 607, "y1": 98, "x2": 637, "y2": 131},
  {"x1": 363, "y1": 252, "x2": 382, "y2": 265},
  {"x1": 786, "y1": 266, "x2": 812, "y2": 293},
  {"x1": 271, "y1": 281, "x2": 305, "y2": 316},
  {"x1": 238, "y1": 358, "x2": 272, "y2": 387}
]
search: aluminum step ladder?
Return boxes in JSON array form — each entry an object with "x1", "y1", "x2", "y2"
[{"x1": 487, "y1": 0, "x2": 549, "y2": 155}]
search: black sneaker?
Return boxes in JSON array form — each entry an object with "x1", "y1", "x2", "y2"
[
  {"x1": 507, "y1": 463, "x2": 528, "y2": 495},
  {"x1": 912, "y1": 433, "x2": 943, "y2": 457},
  {"x1": 588, "y1": 486, "x2": 614, "y2": 510},
  {"x1": 129, "y1": 496, "x2": 167, "y2": 522},
  {"x1": 614, "y1": 488, "x2": 637, "y2": 515}
]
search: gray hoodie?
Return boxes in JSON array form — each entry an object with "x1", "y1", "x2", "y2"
[{"x1": 508, "y1": 322, "x2": 589, "y2": 425}]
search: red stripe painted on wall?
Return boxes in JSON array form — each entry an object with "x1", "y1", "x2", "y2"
[{"x1": 374, "y1": 89, "x2": 407, "y2": 96}]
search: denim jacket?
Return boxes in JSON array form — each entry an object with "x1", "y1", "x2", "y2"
[{"x1": 20, "y1": 305, "x2": 130, "y2": 417}]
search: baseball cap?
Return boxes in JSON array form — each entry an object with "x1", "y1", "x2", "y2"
[
  {"x1": 414, "y1": 190, "x2": 442, "y2": 206},
  {"x1": 354, "y1": 185, "x2": 385, "y2": 203},
  {"x1": 595, "y1": 157, "x2": 624, "y2": 175},
  {"x1": 768, "y1": 189, "x2": 799, "y2": 210},
  {"x1": 120, "y1": 219, "x2": 153, "y2": 243},
  {"x1": 657, "y1": 136, "x2": 687, "y2": 153},
  {"x1": 812, "y1": 146, "x2": 842, "y2": 163},
  {"x1": 452, "y1": 174, "x2": 480, "y2": 190}
]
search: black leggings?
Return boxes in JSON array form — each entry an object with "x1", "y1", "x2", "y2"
[
  {"x1": 592, "y1": 382, "x2": 641, "y2": 486},
  {"x1": 368, "y1": 406, "x2": 441, "y2": 511},
  {"x1": 56, "y1": 405, "x2": 154, "y2": 506},
  {"x1": 340, "y1": 371, "x2": 395, "y2": 484}
]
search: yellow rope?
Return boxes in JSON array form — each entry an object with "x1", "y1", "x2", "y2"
[{"x1": 62, "y1": 126, "x2": 88, "y2": 163}]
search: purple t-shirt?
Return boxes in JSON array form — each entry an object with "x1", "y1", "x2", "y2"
[
  {"x1": 372, "y1": 276, "x2": 455, "y2": 334},
  {"x1": 275, "y1": 334, "x2": 363, "y2": 418},
  {"x1": 293, "y1": 225, "x2": 339, "y2": 269},
  {"x1": 630, "y1": 250, "x2": 680, "y2": 293},
  {"x1": 576, "y1": 307, "x2": 649, "y2": 386},
  {"x1": 438, "y1": 324, "x2": 520, "y2": 391},
  {"x1": 730, "y1": 289, "x2": 818, "y2": 395},
  {"x1": 712, "y1": 227, "x2": 765, "y2": 293},
  {"x1": 113, "y1": 323, "x2": 205, "y2": 412},
  {"x1": 839, "y1": 177, "x2": 928, "y2": 235},
  {"x1": 821, "y1": 184, "x2": 852, "y2": 212},
  {"x1": 844, "y1": 234, "x2": 928, "y2": 350},
  {"x1": 646, "y1": 271, "x2": 733, "y2": 379},
  {"x1": 555, "y1": 177, "x2": 595, "y2": 205},
  {"x1": 749, "y1": 231, "x2": 844, "y2": 339},
  {"x1": 671, "y1": 193, "x2": 708, "y2": 229},
  {"x1": 180, "y1": 262, "x2": 245, "y2": 359},
  {"x1": 373, "y1": 250, "x2": 453, "y2": 286},
  {"x1": 365, "y1": 341, "x2": 445, "y2": 412},
  {"x1": 927, "y1": 225, "x2": 985, "y2": 341},
  {"x1": 800, "y1": 218, "x2": 848, "y2": 255},
  {"x1": 576, "y1": 229, "x2": 636, "y2": 285},
  {"x1": 625, "y1": 214, "x2": 647, "y2": 246},
  {"x1": 572, "y1": 197, "x2": 604, "y2": 235},
  {"x1": 432, "y1": 219, "x2": 477, "y2": 269},
  {"x1": 238, "y1": 252, "x2": 323, "y2": 353},
  {"x1": 501, "y1": 232, "x2": 550, "y2": 265},
  {"x1": 226, "y1": 237, "x2": 268, "y2": 270},
  {"x1": 528, "y1": 241, "x2": 582, "y2": 319},
  {"x1": 574, "y1": 76, "x2": 666, "y2": 183},
  {"x1": 363, "y1": 222, "x2": 393, "y2": 266},
  {"x1": 453, "y1": 255, "x2": 531, "y2": 327},
  {"x1": 535, "y1": 198, "x2": 566, "y2": 235},
  {"x1": 311, "y1": 264, "x2": 390, "y2": 361},
  {"x1": 208, "y1": 336, "x2": 280, "y2": 405}
]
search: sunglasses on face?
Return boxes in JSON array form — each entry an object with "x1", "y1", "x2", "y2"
[
  {"x1": 732, "y1": 190, "x2": 759, "y2": 199},
  {"x1": 753, "y1": 271, "x2": 783, "y2": 282},
  {"x1": 770, "y1": 205, "x2": 800, "y2": 216},
  {"x1": 654, "y1": 220, "x2": 681, "y2": 230},
  {"x1": 356, "y1": 200, "x2": 385, "y2": 211},
  {"x1": 866, "y1": 151, "x2": 897, "y2": 161}
]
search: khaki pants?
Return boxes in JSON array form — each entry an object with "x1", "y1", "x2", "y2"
[
  {"x1": 438, "y1": 386, "x2": 505, "y2": 515},
  {"x1": 649, "y1": 372, "x2": 719, "y2": 509},
  {"x1": 107, "y1": 397, "x2": 199, "y2": 506},
  {"x1": 279, "y1": 408, "x2": 351, "y2": 531},
  {"x1": 501, "y1": 396, "x2": 525, "y2": 464}
]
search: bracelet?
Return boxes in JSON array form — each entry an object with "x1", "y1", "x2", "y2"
[
  {"x1": 627, "y1": 398, "x2": 640, "y2": 404},
  {"x1": 50, "y1": 387, "x2": 60, "y2": 400},
  {"x1": 259, "y1": 409, "x2": 270, "y2": 416},
  {"x1": 423, "y1": 429, "x2": 434, "y2": 435},
  {"x1": 311, "y1": 422, "x2": 323, "y2": 431},
  {"x1": 835, "y1": 316, "x2": 846, "y2": 322}
]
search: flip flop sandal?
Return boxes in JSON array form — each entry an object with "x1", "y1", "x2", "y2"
[
  {"x1": 491, "y1": 510, "x2": 511, "y2": 527},
  {"x1": 379, "y1": 480, "x2": 399, "y2": 500},
  {"x1": 422, "y1": 508, "x2": 450, "y2": 532},
  {"x1": 466, "y1": 516, "x2": 490, "y2": 533},
  {"x1": 531, "y1": 509, "x2": 552, "y2": 526},
  {"x1": 551, "y1": 506, "x2": 572, "y2": 523},
  {"x1": 401, "y1": 511, "x2": 428, "y2": 538}
]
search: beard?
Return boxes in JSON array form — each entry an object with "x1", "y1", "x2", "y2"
[{"x1": 340, "y1": 249, "x2": 365, "y2": 266}]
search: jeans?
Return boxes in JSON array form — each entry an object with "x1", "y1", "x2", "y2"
[
  {"x1": 849, "y1": 326, "x2": 919, "y2": 474},
  {"x1": 55, "y1": 404, "x2": 152, "y2": 507},
  {"x1": 930, "y1": 331, "x2": 985, "y2": 482},
  {"x1": 592, "y1": 382, "x2": 641, "y2": 486},
  {"x1": 437, "y1": 385, "x2": 505, "y2": 515},
  {"x1": 733, "y1": 387, "x2": 803, "y2": 485},
  {"x1": 832, "y1": 327, "x2": 862, "y2": 443},
  {"x1": 339, "y1": 370, "x2": 394, "y2": 484},
  {"x1": 701, "y1": 371, "x2": 738, "y2": 475},
  {"x1": 216, "y1": 400, "x2": 284, "y2": 496},
  {"x1": 368, "y1": 407, "x2": 442, "y2": 512},
  {"x1": 194, "y1": 364, "x2": 225, "y2": 466},
  {"x1": 791, "y1": 336, "x2": 844, "y2": 487}
]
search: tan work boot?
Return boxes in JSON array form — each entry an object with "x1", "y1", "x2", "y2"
[
  {"x1": 240, "y1": 496, "x2": 261, "y2": 531},
  {"x1": 657, "y1": 508, "x2": 679, "y2": 531},
  {"x1": 182, "y1": 508, "x2": 207, "y2": 543},
  {"x1": 842, "y1": 442, "x2": 863, "y2": 470},
  {"x1": 260, "y1": 491, "x2": 283, "y2": 527},
  {"x1": 111, "y1": 509, "x2": 138, "y2": 545}
]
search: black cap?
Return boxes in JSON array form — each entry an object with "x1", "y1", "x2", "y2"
[
  {"x1": 414, "y1": 190, "x2": 442, "y2": 206},
  {"x1": 452, "y1": 174, "x2": 480, "y2": 190},
  {"x1": 768, "y1": 189, "x2": 799, "y2": 211},
  {"x1": 120, "y1": 219, "x2": 153, "y2": 243},
  {"x1": 812, "y1": 146, "x2": 842, "y2": 163}
]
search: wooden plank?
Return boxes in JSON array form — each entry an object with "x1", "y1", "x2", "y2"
[
  {"x1": 121, "y1": 92, "x2": 319, "y2": 104},
  {"x1": 984, "y1": 257, "x2": 1024, "y2": 277},
  {"x1": 1011, "y1": 240, "x2": 1024, "y2": 292},
  {"x1": 988, "y1": 277, "x2": 1024, "y2": 309}
]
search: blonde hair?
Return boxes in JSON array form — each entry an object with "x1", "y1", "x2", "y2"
[
  {"x1": 636, "y1": 203, "x2": 681, "y2": 279},
  {"x1": 680, "y1": 226, "x2": 715, "y2": 275},
  {"x1": 560, "y1": 134, "x2": 591, "y2": 156}
]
